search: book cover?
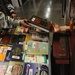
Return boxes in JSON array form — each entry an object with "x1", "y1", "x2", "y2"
[
  {"x1": 0, "y1": 61, "x2": 9, "y2": 75},
  {"x1": 0, "y1": 46, "x2": 9, "y2": 61},
  {"x1": 1, "y1": 35, "x2": 10, "y2": 44},
  {"x1": 31, "y1": 33, "x2": 48, "y2": 42},
  {"x1": 24, "y1": 55, "x2": 47, "y2": 64},
  {"x1": 5, "y1": 50, "x2": 11, "y2": 61},
  {"x1": 24, "y1": 40, "x2": 48, "y2": 55},
  {"x1": 9, "y1": 44, "x2": 23, "y2": 61},
  {"x1": 23, "y1": 63, "x2": 48, "y2": 75},
  {"x1": 14, "y1": 26, "x2": 28, "y2": 35},
  {"x1": 5, "y1": 61, "x2": 23, "y2": 75},
  {"x1": 28, "y1": 15, "x2": 54, "y2": 32},
  {"x1": 9, "y1": 35, "x2": 26, "y2": 45}
]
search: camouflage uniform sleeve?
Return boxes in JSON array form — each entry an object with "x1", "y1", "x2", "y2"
[
  {"x1": 6, "y1": 16, "x2": 20, "y2": 27},
  {"x1": 2, "y1": 0, "x2": 15, "y2": 14}
]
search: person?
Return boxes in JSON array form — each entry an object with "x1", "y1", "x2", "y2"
[{"x1": 0, "y1": 0, "x2": 32, "y2": 29}]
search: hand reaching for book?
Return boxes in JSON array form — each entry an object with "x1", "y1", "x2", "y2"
[
  {"x1": 50, "y1": 21, "x2": 60, "y2": 32},
  {"x1": 50, "y1": 21, "x2": 71, "y2": 32}
]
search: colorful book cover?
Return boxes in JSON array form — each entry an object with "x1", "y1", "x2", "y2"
[
  {"x1": 24, "y1": 55, "x2": 47, "y2": 64},
  {"x1": 0, "y1": 46, "x2": 9, "y2": 61},
  {"x1": 1, "y1": 35, "x2": 10, "y2": 44},
  {"x1": 28, "y1": 15, "x2": 53, "y2": 32},
  {"x1": 24, "y1": 40, "x2": 48, "y2": 55},
  {"x1": 14, "y1": 26, "x2": 28, "y2": 35},
  {"x1": 5, "y1": 61, "x2": 23, "y2": 75},
  {"x1": 23, "y1": 63, "x2": 48, "y2": 75},
  {"x1": 31, "y1": 33, "x2": 48, "y2": 42},
  {"x1": 10, "y1": 44, "x2": 23, "y2": 61},
  {"x1": 5, "y1": 50, "x2": 11, "y2": 61},
  {"x1": 9, "y1": 35, "x2": 26, "y2": 45},
  {"x1": 0, "y1": 61, "x2": 9, "y2": 75}
]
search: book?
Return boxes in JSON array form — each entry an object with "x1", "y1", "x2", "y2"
[
  {"x1": 5, "y1": 61, "x2": 23, "y2": 75},
  {"x1": 1, "y1": 35, "x2": 10, "y2": 44},
  {"x1": 24, "y1": 55, "x2": 47, "y2": 64},
  {"x1": 9, "y1": 35, "x2": 26, "y2": 45},
  {"x1": 9, "y1": 44, "x2": 23, "y2": 61},
  {"x1": 31, "y1": 33, "x2": 48, "y2": 42},
  {"x1": 0, "y1": 61, "x2": 9, "y2": 75},
  {"x1": 28, "y1": 15, "x2": 54, "y2": 32},
  {"x1": 23, "y1": 63, "x2": 48, "y2": 75},
  {"x1": 14, "y1": 26, "x2": 29, "y2": 35},
  {"x1": 5, "y1": 50, "x2": 11, "y2": 61},
  {"x1": 0, "y1": 46, "x2": 9, "y2": 61},
  {"x1": 24, "y1": 40, "x2": 48, "y2": 55}
]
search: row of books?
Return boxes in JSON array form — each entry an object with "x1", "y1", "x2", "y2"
[
  {"x1": 0, "y1": 44, "x2": 48, "y2": 63},
  {"x1": 0, "y1": 35, "x2": 26, "y2": 45},
  {"x1": 0, "y1": 61, "x2": 48, "y2": 75}
]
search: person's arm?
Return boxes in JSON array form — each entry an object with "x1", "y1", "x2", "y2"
[
  {"x1": 2, "y1": 0, "x2": 18, "y2": 18},
  {"x1": 50, "y1": 21, "x2": 72, "y2": 32},
  {"x1": 7, "y1": 16, "x2": 32, "y2": 28}
]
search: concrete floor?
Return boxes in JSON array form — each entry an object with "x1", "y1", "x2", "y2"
[{"x1": 15, "y1": 0, "x2": 64, "y2": 26}]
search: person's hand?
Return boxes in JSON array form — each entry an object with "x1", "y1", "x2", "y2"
[
  {"x1": 20, "y1": 20, "x2": 32, "y2": 28},
  {"x1": 11, "y1": 13, "x2": 19, "y2": 19},
  {"x1": 50, "y1": 21, "x2": 60, "y2": 32}
]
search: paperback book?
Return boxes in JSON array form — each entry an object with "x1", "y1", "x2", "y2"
[
  {"x1": 5, "y1": 50, "x2": 11, "y2": 61},
  {"x1": 14, "y1": 26, "x2": 29, "y2": 35},
  {"x1": 24, "y1": 55, "x2": 47, "y2": 64},
  {"x1": 1, "y1": 35, "x2": 10, "y2": 44},
  {"x1": 5, "y1": 61, "x2": 23, "y2": 75},
  {"x1": 23, "y1": 63, "x2": 48, "y2": 75},
  {"x1": 0, "y1": 45, "x2": 9, "y2": 61},
  {"x1": 9, "y1": 44, "x2": 23, "y2": 61},
  {"x1": 0, "y1": 61, "x2": 9, "y2": 75},
  {"x1": 24, "y1": 40, "x2": 48, "y2": 55},
  {"x1": 9, "y1": 35, "x2": 26, "y2": 45}
]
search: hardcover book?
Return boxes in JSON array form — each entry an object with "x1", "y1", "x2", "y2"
[
  {"x1": 14, "y1": 26, "x2": 28, "y2": 35},
  {"x1": 0, "y1": 61, "x2": 9, "y2": 75},
  {"x1": 5, "y1": 61, "x2": 23, "y2": 75},
  {"x1": 24, "y1": 40, "x2": 48, "y2": 55},
  {"x1": 0, "y1": 46, "x2": 9, "y2": 61},
  {"x1": 23, "y1": 63, "x2": 48, "y2": 75},
  {"x1": 5, "y1": 50, "x2": 11, "y2": 61},
  {"x1": 28, "y1": 15, "x2": 54, "y2": 32},
  {"x1": 9, "y1": 35, "x2": 26, "y2": 45},
  {"x1": 24, "y1": 55, "x2": 47, "y2": 64},
  {"x1": 1, "y1": 35, "x2": 10, "y2": 44},
  {"x1": 9, "y1": 44, "x2": 23, "y2": 61}
]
